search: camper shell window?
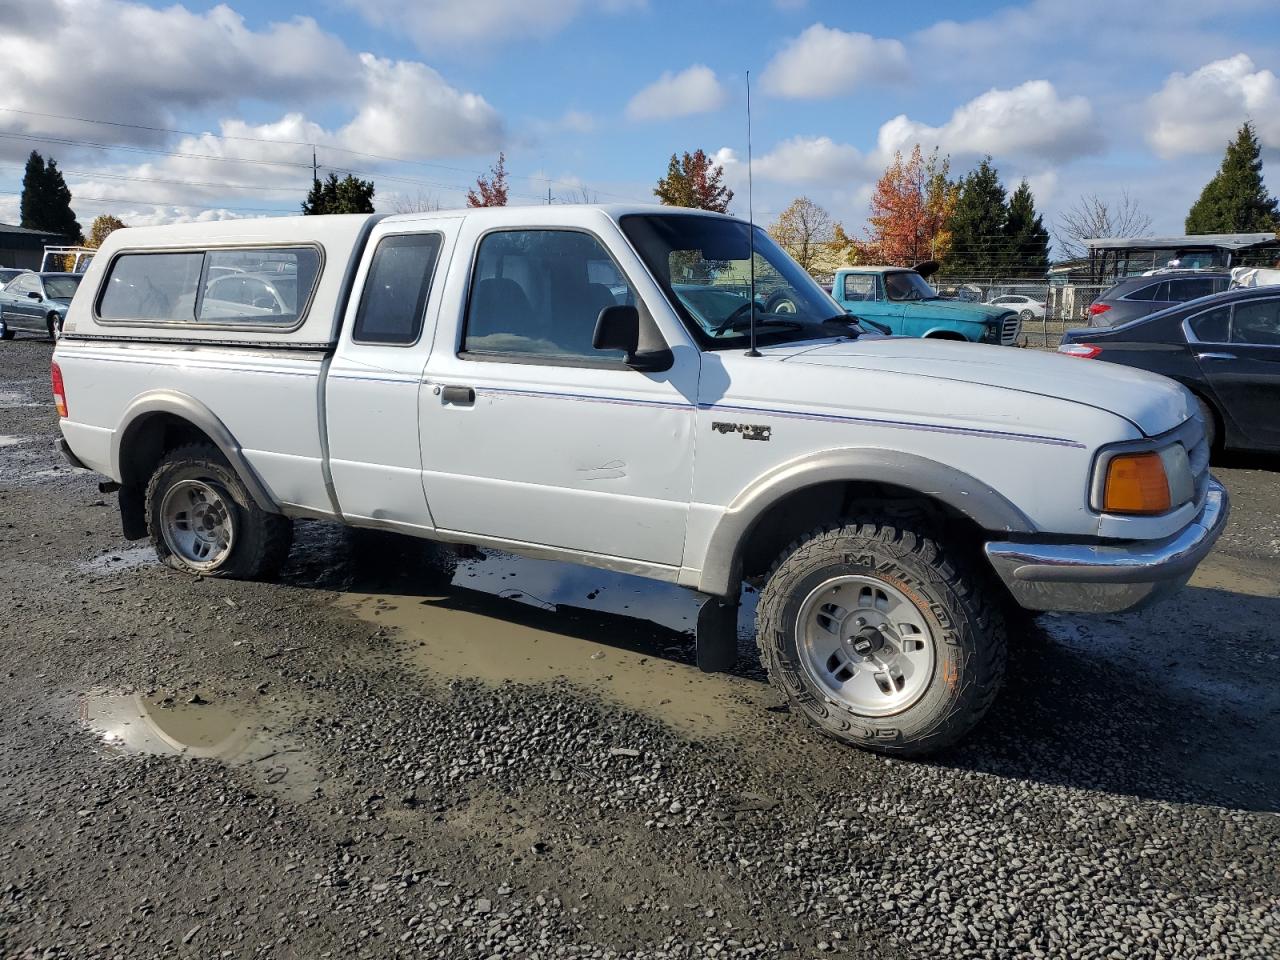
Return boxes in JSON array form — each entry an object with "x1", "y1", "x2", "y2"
[{"x1": 96, "y1": 246, "x2": 322, "y2": 329}]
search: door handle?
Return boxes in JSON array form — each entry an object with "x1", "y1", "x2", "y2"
[
  {"x1": 1196, "y1": 352, "x2": 1236, "y2": 361},
  {"x1": 440, "y1": 384, "x2": 476, "y2": 406}
]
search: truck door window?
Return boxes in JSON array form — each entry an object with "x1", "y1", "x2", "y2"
[
  {"x1": 842, "y1": 274, "x2": 875, "y2": 302},
  {"x1": 353, "y1": 233, "x2": 443, "y2": 345},
  {"x1": 463, "y1": 229, "x2": 632, "y2": 361}
]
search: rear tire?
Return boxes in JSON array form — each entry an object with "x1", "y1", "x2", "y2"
[
  {"x1": 756, "y1": 516, "x2": 1006, "y2": 755},
  {"x1": 1019, "y1": 309, "x2": 1034, "y2": 322},
  {"x1": 46, "y1": 313, "x2": 62, "y2": 340},
  {"x1": 145, "y1": 443, "x2": 293, "y2": 579}
]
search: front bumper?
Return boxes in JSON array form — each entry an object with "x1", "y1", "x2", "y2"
[{"x1": 984, "y1": 479, "x2": 1229, "y2": 614}]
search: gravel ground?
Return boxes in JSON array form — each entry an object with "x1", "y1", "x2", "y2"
[{"x1": 2, "y1": 335, "x2": 1278, "y2": 959}]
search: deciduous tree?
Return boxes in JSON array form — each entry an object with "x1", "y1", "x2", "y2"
[
  {"x1": 467, "y1": 153, "x2": 509, "y2": 208},
  {"x1": 768, "y1": 197, "x2": 835, "y2": 273},
  {"x1": 863, "y1": 146, "x2": 957, "y2": 266},
  {"x1": 86, "y1": 214, "x2": 126, "y2": 248},
  {"x1": 302, "y1": 172, "x2": 376, "y2": 215},
  {"x1": 1185, "y1": 122, "x2": 1278, "y2": 234},
  {"x1": 654, "y1": 150, "x2": 733, "y2": 212},
  {"x1": 20, "y1": 151, "x2": 82, "y2": 242},
  {"x1": 1053, "y1": 191, "x2": 1152, "y2": 261}
]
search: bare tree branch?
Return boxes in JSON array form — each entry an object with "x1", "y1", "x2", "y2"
[{"x1": 1053, "y1": 190, "x2": 1153, "y2": 261}]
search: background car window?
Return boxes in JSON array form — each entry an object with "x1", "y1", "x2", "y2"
[
  {"x1": 1188, "y1": 306, "x2": 1231, "y2": 343},
  {"x1": 1171, "y1": 277, "x2": 1216, "y2": 301},
  {"x1": 1231, "y1": 299, "x2": 1280, "y2": 346},
  {"x1": 43, "y1": 276, "x2": 80, "y2": 299},
  {"x1": 198, "y1": 247, "x2": 319, "y2": 324},
  {"x1": 6, "y1": 275, "x2": 37, "y2": 297},
  {"x1": 1125, "y1": 282, "x2": 1164, "y2": 302},
  {"x1": 352, "y1": 233, "x2": 443, "y2": 345},
  {"x1": 464, "y1": 230, "x2": 632, "y2": 360},
  {"x1": 99, "y1": 253, "x2": 203, "y2": 321},
  {"x1": 843, "y1": 275, "x2": 875, "y2": 301}
]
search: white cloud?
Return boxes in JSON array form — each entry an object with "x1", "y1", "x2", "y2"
[
  {"x1": 875, "y1": 81, "x2": 1100, "y2": 164},
  {"x1": 753, "y1": 136, "x2": 868, "y2": 184},
  {"x1": 1148, "y1": 54, "x2": 1280, "y2": 157},
  {"x1": 626, "y1": 65, "x2": 727, "y2": 121},
  {"x1": 347, "y1": 0, "x2": 643, "y2": 49},
  {"x1": 761, "y1": 24, "x2": 908, "y2": 99}
]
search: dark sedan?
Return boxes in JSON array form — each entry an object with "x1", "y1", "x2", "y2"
[
  {"x1": 1060, "y1": 286, "x2": 1280, "y2": 453},
  {"x1": 1085, "y1": 271, "x2": 1230, "y2": 327}
]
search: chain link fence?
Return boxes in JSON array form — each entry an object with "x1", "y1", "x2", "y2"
[{"x1": 931, "y1": 278, "x2": 1109, "y2": 349}]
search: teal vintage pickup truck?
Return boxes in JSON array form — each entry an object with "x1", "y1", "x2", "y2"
[{"x1": 829, "y1": 264, "x2": 1021, "y2": 345}]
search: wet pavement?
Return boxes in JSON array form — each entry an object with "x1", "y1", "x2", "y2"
[{"x1": 2, "y1": 336, "x2": 1279, "y2": 959}]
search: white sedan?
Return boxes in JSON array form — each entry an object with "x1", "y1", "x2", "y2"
[{"x1": 986, "y1": 294, "x2": 1045, "y2": 320}]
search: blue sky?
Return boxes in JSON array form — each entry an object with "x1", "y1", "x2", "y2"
[{"x1": 0, "y1": 0, "x2": 1277, "y2": 253}]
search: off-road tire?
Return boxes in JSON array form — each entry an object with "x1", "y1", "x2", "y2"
[
  {"x1": 756, "y1": 516, "x2": 1006, "y2": 755},
  {"x1": 145, "y1": 443, "x2": 293, "y2": 579}
]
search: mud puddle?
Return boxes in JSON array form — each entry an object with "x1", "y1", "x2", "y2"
[
  {"x1": 80, "y1": 546, "x2": 157, "y2": 576},
  {"x1": 0, "y1": 387, "x2": 41, "y2": 407},
  {"x1": 80, "y1": 688, "x2": 323, "y2": 801},
  {"x1": 0, "y1": 434, "x2": 29, "y2": 447},
  {"x1": 335, "y1": 545, "x2": 764, "y2": 736}
]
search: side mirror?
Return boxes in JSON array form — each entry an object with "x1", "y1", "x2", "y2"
[
  {"x1": 27, "y1": 291, "x2": 42, "y2": 301},
  {"x1": 592, "y1": 304, "x2": 669, "y2": 371}
]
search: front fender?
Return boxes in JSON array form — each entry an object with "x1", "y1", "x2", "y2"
[{"x1": 696, "y1": 447, "x2": 1034, "y2": 597}]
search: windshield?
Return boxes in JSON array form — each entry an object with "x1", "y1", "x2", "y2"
[
  {"x1": 44, "y1": 276, "x2": 81, "y2": 299},
  {"x1": 619, "y1": 213, "x2": 857, "y2": 349},
  {"x1": 883, "y1": 271, "x2": 937, "y2": 302}
]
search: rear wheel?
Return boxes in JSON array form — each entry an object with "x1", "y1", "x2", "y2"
[
  {"x1": 46, "y1": 312, "x2": 62, "y2": 340},
  {"x1": 145, "y1": 443, "x2": 293, "y2": 579},
  {"x1": 756, "y1": 516, "x2": 1006, "y2": 755},
  {"x1": 1019, "y1": 309, "x2": 1034, "y2": 322}
]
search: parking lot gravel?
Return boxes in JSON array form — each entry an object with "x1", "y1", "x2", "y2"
[{"x1": 1, "y1": 336, "x2": 1278, "y2": 959}]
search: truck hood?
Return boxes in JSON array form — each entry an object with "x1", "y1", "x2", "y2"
[{"x1": 777, "y1": 337, "x2": 1193, "y2": 437}]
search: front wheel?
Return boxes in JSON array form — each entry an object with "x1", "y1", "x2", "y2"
[
  {"x1": 756, "y1": 517, "x2": 1006, "y2": 755},
  {"x1": 0, "y1": 319, "x2": 12, "y2": 341},
  {"x1": 145, "y1": 443, "x2": 293, "y2": 579}
]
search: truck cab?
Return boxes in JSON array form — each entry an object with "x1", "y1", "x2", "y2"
[{"x1": 831, "y1": 265, "x2": 1021, "y2": 345}]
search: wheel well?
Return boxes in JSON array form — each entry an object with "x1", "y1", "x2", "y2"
[
  {"x1": 737, "y1": 480, "x2": 988, "y2": 582},
  {"x1": 924, "y1": 331, "x2": 966, "y2": 341},
  {"x1": 116, "y1": 413, "x2": 221, "y2": 540}
]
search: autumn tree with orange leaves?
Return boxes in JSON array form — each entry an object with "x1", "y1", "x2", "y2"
[{"x1": 861, "y1": 145, "x2": 958, "y2": 266}]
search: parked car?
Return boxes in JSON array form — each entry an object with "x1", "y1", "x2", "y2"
[
  {"x1": 0, "y1": 272, "x2": 82, "y2": 340},
  {"x1": 1085, "y1": 271, "x2": 1229, "y2": 327},
  {"x1": 1060, "y1": 285, "x2": 1280, "y2": 453},
  {"x1": 830, "y1": 265, "x2": 1021, "y2": 344},
  {"x1": 53, "y1": 207, "x2": 1226, "y2": 756},
  {"x1": 0, "y1": 267, "x2": 29, "y2": 289},
  {"x1": 986, "y1": 294, "x2": 1045, "y2": 321}
]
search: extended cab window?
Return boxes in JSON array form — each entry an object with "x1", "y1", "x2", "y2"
[
  {"x1": 843, "y1": 274, "x2": 876, "y2": 302},
  {"x1": 463, "y1": 230, "x2": 633, "y2": 361},
  {"x1": 353, "y1": 233, "x2": 443, "y2": 345}
]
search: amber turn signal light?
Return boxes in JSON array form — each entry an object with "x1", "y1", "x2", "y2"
[{"x1": 1102, "y1": 452, "x2": 1171, "y2": 514}]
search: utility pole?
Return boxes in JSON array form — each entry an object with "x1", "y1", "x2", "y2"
[
  {"x1": 311, "y1": 146, "x2": 319, "y2": 184},
  {"x1": 547, "y1": 187, "x2": 552, "y2": 205}
]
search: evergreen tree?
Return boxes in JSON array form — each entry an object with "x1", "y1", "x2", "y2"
[
  {"x1": 20, "y1": 151, "x2": 82, "y2": 242},
  {"x1": 1185, "y1": 123, "x2": 1279, "y2": 233},
  {"x1": 302, "y1": 172, "x2": 376, "y2": 215},
  {"x1": 1004, "y1": 179, "x2": 1050, "y2": 278},
  {"x1": 654, "y1": 150, "x2": 733, "y2": 212},
  {"x1": 942, "y1": 157, "x2": 1007, "y2": 277}
]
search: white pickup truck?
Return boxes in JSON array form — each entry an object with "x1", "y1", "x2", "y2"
[{"x1": 53, "y1": 205, "x2": 1227, "y2": 754}]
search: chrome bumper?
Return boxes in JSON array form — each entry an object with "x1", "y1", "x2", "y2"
[{"x1": 984, "y1": 479, "x2": 1230, "y2": 614}]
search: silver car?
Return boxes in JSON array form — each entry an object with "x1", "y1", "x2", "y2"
[{"x1": 0, "y1": 272, "x2": 83, "y2": 340}]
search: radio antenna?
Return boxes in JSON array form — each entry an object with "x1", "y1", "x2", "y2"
[{"x1": 745, "y1": 69, "x2": 760, "y2": 358}]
